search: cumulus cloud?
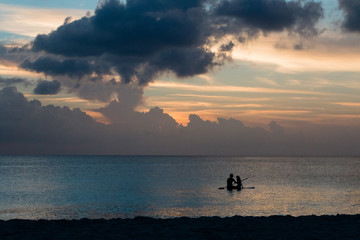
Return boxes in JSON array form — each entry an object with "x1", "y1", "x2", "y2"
[
  {"x1": 94, "y1": 85, "x2": 144, "y2": 122},
  {"x1": 21, "y1": 57, "x2": 97, "y2": 78},
  {"x1": 214, "y1": 0, "x2": 324, "y2": 37},
  {"x1": 33, "y1": 80, "x2": 61, "y2": 95},
  {"x1": 0, "y1": 87, "x2": 101, "y2": 152},
  {"x1": 98, "y1": 102, "x2": 179, "y2": 134},
  {"x1": 17, "y1": 0, "x2": 324, "y2": 93},
  {"x1": 0, "y1": 0, "x2": 327, "y2": 125},
  {"x1": 1, "y1": 87, "x2": 359, "y2": 155},
  {"x1": 339, "y1": 0, "x2": 360, "y2": 32},
  {"x1": 27, "y1": 0, "x2": 213, "y2": 85},
  {"x1": 3, "y1": 1, "x2": 359, "y2": 156},
  {"x1": 32, "y1": 0, "x2": 205, "y2": 57}
]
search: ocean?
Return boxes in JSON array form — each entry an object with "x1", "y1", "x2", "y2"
[{"x1": 0, "y1": 156, "x2": 359, "y2": 220}]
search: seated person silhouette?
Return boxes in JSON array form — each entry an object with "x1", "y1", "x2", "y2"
[
  {"x1": 236, "y1": 175, "x2": 243, "y2": 190},
  {"x1": 227, "y1": 174, "x2": 236, "y2": 190}
]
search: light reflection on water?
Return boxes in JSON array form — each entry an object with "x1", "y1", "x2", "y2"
[{"x1": 0, "y1": 156, "x2": 359, "y2": 220}]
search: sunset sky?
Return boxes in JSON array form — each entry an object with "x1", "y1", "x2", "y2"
[{"x1": 0, "y1": 0, "x2": 359, "y2": 155}]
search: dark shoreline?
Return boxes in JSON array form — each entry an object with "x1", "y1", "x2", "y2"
[{"x1": 1, "y1": 214, "x2": 360, "y2": 239}]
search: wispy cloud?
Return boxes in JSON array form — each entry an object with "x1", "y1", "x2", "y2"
[
  {"x1": 198, "y1": 74, "x2": 215, "y2": 84},
  {"x1": 255, "y1": 77, "x2": 280, "y2": 86},
  {"x1": 0, "y1": 64, "x2": 42, "y2": 79},
  {"x1": 149, "y1": 100, "x2": 262, "y2": 110},
  {"x1": 23, "y1": 93, "x2": 105, "y2": 110},
  {"x1": 333, "y1": 102, "x2": 360, "y2": 107},
  {"x1": 149, "y1": 81, "x2": 330, "y2": 95},
  {"x1": 167, "y1": 94, "x2": 270, "y2": 102}
]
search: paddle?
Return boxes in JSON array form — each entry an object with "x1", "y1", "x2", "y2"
[{"x1": 218, "y1": 177, "x2": 248, "y2": 189}]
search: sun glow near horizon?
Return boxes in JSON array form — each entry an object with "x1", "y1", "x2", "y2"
[{"x1": 0, "y1": 0, "x2": 360, "y2": 154}]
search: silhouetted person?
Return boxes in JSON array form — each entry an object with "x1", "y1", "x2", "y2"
[
  {"x1": 236, "y1": 175, "x2": 243, "y2": 190},
  {"x1": 227, "y1": 174, "x2": 236, "y2": 190}
]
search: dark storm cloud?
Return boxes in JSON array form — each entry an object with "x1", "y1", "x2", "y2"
[
  {"x1": 339, "y1": 0, "x2": 360, "y2": 32},
  {"x1": 20, "y1": 0, "x2": 324, "y2": 88},
  {"x1": 215, "y1": 0, "x2": 324, "y2": 37},
  {"x1": 150, "y1": 48, "x2": 216, "y2": 78},
  {"x1": 20, "y1": 57, "x2": 99, "y2": 78},
  {"x1": 33, "y1": 80, "x2": 61, "y2": 95},
  {"x1": 26, "y1": 0, "x2": 212, "y2": 85},
  {"x1": 32, "y1": 0, "x2": 205, "y2": 58}
]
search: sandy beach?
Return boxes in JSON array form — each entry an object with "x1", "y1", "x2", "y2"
[{"x1": 1, "y1": 214, "x2": 359, "y2": 239}]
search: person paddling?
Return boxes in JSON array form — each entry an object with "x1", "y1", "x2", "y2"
[{"x1": 227, "y1": 174, "x2": 236, "y2": 190}]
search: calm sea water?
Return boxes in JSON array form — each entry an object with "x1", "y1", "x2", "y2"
[{"x1": 0, "y1": 156, "x2": 359, "y2": 220}]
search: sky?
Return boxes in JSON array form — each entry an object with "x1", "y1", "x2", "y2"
[{"x1": 0, "y1": 0, "x2": 359, "y2": 155}]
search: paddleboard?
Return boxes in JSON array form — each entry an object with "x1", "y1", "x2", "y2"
[{"x1": 218, "y1": 187, "x2": 255, "y2": 190}]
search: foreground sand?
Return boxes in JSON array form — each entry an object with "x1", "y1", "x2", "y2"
[{"x1": 1, "y1": 215, "x2": 359, "y2": 239}]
